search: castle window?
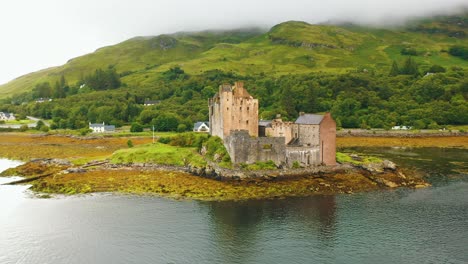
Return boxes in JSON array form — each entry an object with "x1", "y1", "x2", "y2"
[
  {"x1": 240, "y1": 107, "x2": 242, "y2": 111},
  {"x1": 247, "y1": 107, "x2": 250, "y2": 111},
  {"x1": 246, "y1": 120, "x2": 249, "y2": 125},
  {"x1": 227, "y1": 107, "x2": 229, "y2": 111}
]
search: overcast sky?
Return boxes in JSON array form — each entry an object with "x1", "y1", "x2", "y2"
[{"x1": 1, "y1": 0, "x2": 467, "y2": 85}]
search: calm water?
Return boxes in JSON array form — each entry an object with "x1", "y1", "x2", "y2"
[{"x1": 0, "y1": 147, "x2": 467, "y2": 264}]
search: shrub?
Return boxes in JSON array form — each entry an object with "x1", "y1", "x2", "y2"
[
  {"x1": 177, "y1": 124, "x2": 187, "y2": 133},
  {"x1": 292, "y1": 161, "x2": 301, "y2": 169},
  {"x1": 127, "y1": 140, "x2": 134, "y2": 148},
  {"x1": 158, "y1": 137, "x2": 171, "y2": 144},
  {"x1": 35, "y1": 120, "x2": 46, "y2": 130},
  {"x1": 130, "y1": 122, "x2": 143, "y2": 132},
  {"x1": 19, "y1": 124, "x2": 29, "y2": 132},
  {"x1": 401, "y1": 47, "x2": 418, "y2": 56},
  {"x1": 79, "y1": 128, "x2": 92, "y2": 136}
]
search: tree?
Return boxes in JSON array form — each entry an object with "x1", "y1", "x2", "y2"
[
  {"x1": 35, "y1": 120, "x2": 46, "y2": 130},
  {"x1": 389, "y1": 60, "x2": 400, "y2": 76},
  {"x1": 152, "y1": 113, "x2": 179, "y2": 131},
  {"x1": 84, "y1": 67, "x2": 121, "y2": 90},
  {"x1": 427, "y1": 65, "x2": 446, "y2": 73},
  {"x1": 33, "y1": 82, "x2": 52, "y2": 98},
  {"x1": 177, "y1": 124, "x2": 187, "y2": 132},
  {"x1": 401, "y1": 57, "x2": 419, "y2": 76},
  {"x1": 130, "y1": 122, "x2": 144, "y2": 132}
]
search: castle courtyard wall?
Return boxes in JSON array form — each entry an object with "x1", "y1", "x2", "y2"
[{"x1": 224, "y1": 130, "x2": 286, "y2": 165}]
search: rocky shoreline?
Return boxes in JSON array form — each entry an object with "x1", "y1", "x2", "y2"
[{"x1": 1, "y1": 156, "x2": 430, "y2": 200}]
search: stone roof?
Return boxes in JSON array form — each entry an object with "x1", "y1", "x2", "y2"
[
  {"x1": 294, "y1": 114, "x2": 324, "y2": 125},
  {"x1": 89, "y1": 123, "x2": 105, "y2": 128},
  {"x1": 104, "y1": 125, "x2": 115, "y2": 131},
  {"x1": 259, "y1": 120, "x2": 272, "y2": 127},
  {"x1": 194, "y1": 121, "x2": 209, "y2": 130}
]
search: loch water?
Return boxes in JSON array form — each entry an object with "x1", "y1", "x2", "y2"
[{"x1": 0, "y1": 147, "x2": 467, "y2": 264}]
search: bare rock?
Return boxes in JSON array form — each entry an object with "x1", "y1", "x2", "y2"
[
  {"x1": 383, "y1": 160, "x2": 397, "y2": 170},
  {"x1": 66, "y1": 168, "x2": 87, "y2": 173},
  {"x1": 362, "y1": 162, "x2": 384, "y2": 173}
]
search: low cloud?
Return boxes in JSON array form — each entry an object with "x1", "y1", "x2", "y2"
[{"x1": 0, "y1": 0, "x2": 467, "y2": 84}]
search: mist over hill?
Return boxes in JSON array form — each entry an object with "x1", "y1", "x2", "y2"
[{"x1": 0, "y1": 14, "x2": 467, "y2": 130}]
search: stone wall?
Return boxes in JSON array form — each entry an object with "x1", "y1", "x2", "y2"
[
  {"x1": 209, "y1": 82, "x2": 258, "y2": 140},
  {"x1": 286, "y1": 146, "x2": 321, "y2": 167},
  {"x1": 291, "y1": 124, "x2": 320, "y2": 146},
  {"x1": 265, "y1": 118, "x2": 293, "y2": 144},
  {"x1": 224, "y1": 130, "x2": 286, "y2": 165},
  {"x1": 319, "y1": 113, "x2": 336, "y2": 166}
]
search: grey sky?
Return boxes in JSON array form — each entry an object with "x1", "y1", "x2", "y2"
[{"x1": 1, "y1": 0, "x2": 467, "y2": 85}]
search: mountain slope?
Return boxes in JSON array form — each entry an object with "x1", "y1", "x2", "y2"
[{"x1": 1, "y1": 15, "x2": 467, "y2": 98}]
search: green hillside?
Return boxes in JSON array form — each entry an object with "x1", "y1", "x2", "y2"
[
  {"x1": 0, "y1": 15, "x2": 467, "y2": 131},
  {"x1": 1, "y1": 15, "x2": 467, "y2": 98}
]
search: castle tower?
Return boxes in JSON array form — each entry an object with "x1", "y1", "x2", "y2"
[{"x1": 209, "y1": 82, "x2": 259, "y2": 140}]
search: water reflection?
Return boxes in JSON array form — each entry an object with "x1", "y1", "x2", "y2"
[{"x1": 204, "y1": 195, "x2": 337, "y2": 262}]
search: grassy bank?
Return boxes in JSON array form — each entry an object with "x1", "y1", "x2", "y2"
[
  {"x1": 0, "y1": 132, "x2": 435, "y2": 200},
  {"x1": 337, "y1": 136, "x2": 468, "y2": 148},
  {"x1": 27, "y1": 167, "x2": 385, "y2": 200},
  {"x1": 0, "y1": 133, "x2": 152, "y2": 162},
  {"x1": 111, "y1": 143, "x2": 207, "y2": 167}
]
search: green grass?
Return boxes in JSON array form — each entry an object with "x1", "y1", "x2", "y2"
[
  {"x1": 3, "y1": 119, "x2": 33, "y2": 125},
  {"x1": 240, "y1": 160, "x2": 278, "y2": 170},
  {"x1": 111, "y1": 142, "x2": 207, "y2": 167},
  {"x1": 1, "y1": 16, "x2": 467, "y2": 98},
  {"x1": 336, "y1": 152, "x2": 383, "y2": 165}
]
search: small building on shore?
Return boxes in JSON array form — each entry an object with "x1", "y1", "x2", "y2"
[
  {"x1": 193, "y1": 122, "x2": 210, "y2": 133},
  {"x1": 89, "y1": 122, "x2": 115, "y2": 133},
  {"x1": 209, "y1": 82, "x2": 336, "y2": 167},
  {"x1": 0, "y1": 112, "x2": 15, "y2": 121}
]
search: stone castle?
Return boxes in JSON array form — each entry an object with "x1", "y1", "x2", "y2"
[{"x1": 209, "y1": 82, "x2": 336, "y2": 167}]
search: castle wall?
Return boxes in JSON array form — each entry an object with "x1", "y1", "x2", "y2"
[
  {"x1": 319, "y1": 113, "x2": 337, "y2": 166},
  {"x1": 286, "y1": 146, "x2": 321, "y2": 167},
  {"x1": 225, "y1": 130, "x2": 286, "y2": 165},
  {"x1": 265, "y1": 119, "x2": 293, "y2": 144},
  {"x1": 291, "y1": 124, "x2": 320, "y2": 146},
  {"x1": 209, "y1": 82, "x2": 258, "y2": 140}
]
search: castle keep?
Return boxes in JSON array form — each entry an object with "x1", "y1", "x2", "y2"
[{"x1": 209, "y1": 82, "x2": 336, "y2": 167}]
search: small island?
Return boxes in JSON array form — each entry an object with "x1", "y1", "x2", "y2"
[{"x1": 0, "y1": 82, "x2": 437, "y2": 201}]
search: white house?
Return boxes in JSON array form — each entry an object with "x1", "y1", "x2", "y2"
[
  {"x1": 193, "y1": 122, "x2": 210, "y2": 132},
  {"x1": 89, "y1": 122, "x2": 116, "y2": 133},
  {"x1": 392, "y1": 125, "x2": 412, "y2": 130},
  {"x1": 35, "y1": 98, "x2": 52, "y2": 103},
  {"x1": 144, "y1": 100, "x2": 161, "y2": 106},
  {"x1": 0, "y1": 112, "x2": 15, "y2": 121}
]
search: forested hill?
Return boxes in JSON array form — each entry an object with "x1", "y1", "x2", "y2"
[{"x1": 0, "y1": 14, "x2": 467, "y2": 130}]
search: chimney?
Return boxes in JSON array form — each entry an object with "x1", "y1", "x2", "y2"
[{"x1": 299, "y1": 112, "x2": 305, "y2": 116}]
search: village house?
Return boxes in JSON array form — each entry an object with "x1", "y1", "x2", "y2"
[
  {"x1": 89, "y1": 122, "x2": 116, "y2": 133},
  {"x1": 35, "y1": 98, "x2": 52, "y2": 103},
  {"x1": 0, "y1": 112, "x2": 15, "y2": 121},
  {"x1": 193, "y1": 122, "x2": 210, "y2": 133},
  {"x1": 143, "y1": 100, "x2": 161, "y2": 106},
  {"x1": 209, "y1": 82, "x2": 336, "y2": 167}
]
